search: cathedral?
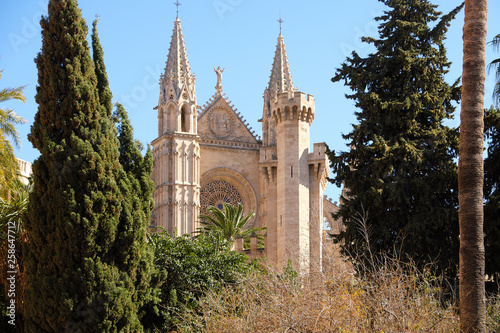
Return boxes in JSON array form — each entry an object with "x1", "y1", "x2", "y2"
[{"x1": 151, "y1": 16, "x2": 338, "y2": 273}]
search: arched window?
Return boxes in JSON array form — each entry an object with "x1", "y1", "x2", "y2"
[
  {"x1": 181, "y1": 105, "x2": 189, "y2": 132},
  {"x1": 263, "y1": 119, "x2": 268, "y2": 145},
  {"x1": 181, "y1": 111, "x2": 186, "y2": 132},
  {"x1": 269, "y1": 119, "x2": 276, "y2": 145}
]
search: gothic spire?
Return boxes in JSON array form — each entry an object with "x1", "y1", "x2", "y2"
[
  {"x1": 266, "y1": 32, "x2": 294, "y2": 101},
  {"x1": 161, "y1": 17, "x2": 195, "y2": 99}
]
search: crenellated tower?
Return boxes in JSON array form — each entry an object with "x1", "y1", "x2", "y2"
[
  {"x1": 151, "y1": 16, "x2": 200, "y2": 235},
  {"x1": 260, "y1": 32, "x2": 328, "y2": 273},
  {"x1": 259, "y1": 32, "x2": 294, "y2": 268}
]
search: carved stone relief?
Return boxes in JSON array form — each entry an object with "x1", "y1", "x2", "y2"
[{"x1": 207, "y1": 108, "x2": 234, "y2": 139}]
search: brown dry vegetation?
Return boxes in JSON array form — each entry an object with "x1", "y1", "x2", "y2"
[
  {"x1": 152, "y1": 241, "x2": 500, "y2": 333},
  {"x1": 167, "y1": 248, "x2": 462, "y2": 332},
  {"x1": 200, "y1": 264, "x2": 457, "y2": 331},
  {"x1": 168, "y1": 243, "x2": 500, "y2": 333}
]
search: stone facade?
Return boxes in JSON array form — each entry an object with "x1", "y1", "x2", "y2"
[
  {"x1": 17, "y1": 159, "x2": 32, "y2": 185},
  {"x1": 151, "y1": 17, "x2": 336, "y2": 273}
]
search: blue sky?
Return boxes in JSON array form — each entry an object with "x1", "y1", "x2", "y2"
[{"x1": 1, "y1": 0, "x2": 499, "y2": 201}]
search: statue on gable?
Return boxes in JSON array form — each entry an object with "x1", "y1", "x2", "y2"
[{"x1": 214, "y1": 66, "x2": 225, "y2": 94}]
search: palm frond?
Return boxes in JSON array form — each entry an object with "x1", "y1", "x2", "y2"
[
  {"x1": 0, "y1": 71, "x2": 27, "y2": 104},
  {"x1": 0, "y1": 139, "x2": 19, "y2": 194},
  {"x1": 0, "y1": 87, "x2": 27, "y2": 104},
  {"x1": 0, "y1": 70, "x2": 28, "y2": 150},
  {"x1": 489, "y1": 34, "x2": 500, "y2": 51},
  {"x1": 488, "y1": 34, "x2": 500, "y2": 105},
  {"x1": 0, "y1": 178, "x2": 32, "y2": 238},
  {"x1": 0, "y1": 109, "x2": 27, "y2": 149},
  {"x1": 196, "y1": 202, "x2": 257, "y2": 246}
]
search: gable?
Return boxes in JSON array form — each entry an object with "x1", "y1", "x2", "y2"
[{"x1": 198, "y1": 95, "x2": 258, "y2": 143}]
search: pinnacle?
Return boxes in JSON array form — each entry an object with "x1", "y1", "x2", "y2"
[
  {"x1": 162, "y1": 18, "x2": 194, "y2": 95},
  {"x1": 267, "y1": 33, "x2": 294, "y2": 101}
]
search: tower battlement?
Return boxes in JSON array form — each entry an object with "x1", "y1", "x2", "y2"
[
  {"x1": 272, "y1": 91, "x2": 315, "y2": 104},
  {"x1": 309, "y1": 142, "x2": 328, "y2": 161},
  {"x1": 270, "y1": 91, "x2": 315, "y2": 126}
]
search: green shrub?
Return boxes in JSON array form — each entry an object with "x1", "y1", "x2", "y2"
[{"x1": 143, "y1": 229, "x2": 250, "y2": 332}]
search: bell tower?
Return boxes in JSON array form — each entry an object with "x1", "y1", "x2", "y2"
[
  {"x1": 260, "y1": 30, "x2": 320, "y2": 273},
  {"x1": 151, "y1": 15, "x2": 200, "y2": 235}
]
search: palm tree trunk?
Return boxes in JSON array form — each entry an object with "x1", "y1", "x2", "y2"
[{"x1": 459, "y1": 0, "x2": 488, "y2": 332}]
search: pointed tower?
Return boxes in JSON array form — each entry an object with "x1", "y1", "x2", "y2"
[
  {"x1": 260, "y1": 30, "x2": 326, "y2": 273},
  {"x1": 261, "y1": 33, "x2": 294, "y2": 147},
  {"x1": 151, "y1": 16, "x2": 200, "y2": 235}
]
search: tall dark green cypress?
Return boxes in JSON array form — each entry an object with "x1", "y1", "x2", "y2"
[
  {"x1": 92, "y1": 18, "x2": 113, "y2": 117},
  {"x1": 113, "y1": 102, "x2": 154, "y2": 221},
  {"x1": 329, "y1": 0, "x2": 463, "y2": 275},
  {"x1": 91, "y1": 20, "x2": 155, "y2": 324},
  {"x1": 112, "y1": 103, "x2": 159, "y2": 328},
  {"x1": 110, "y1": 103, "x2": 156, "y2": 321},
  {"x1": 25, "y1": 1, "x2": 141, "y2": 331}
]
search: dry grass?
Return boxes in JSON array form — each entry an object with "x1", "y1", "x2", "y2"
[
  {"x1": 487, "y1": 293, "x2": 500, "y2": 332},
  {"x1": 178, "y1": 250, "x2": 461, "y2": 333}
]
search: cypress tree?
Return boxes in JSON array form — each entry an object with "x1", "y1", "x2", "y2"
[
  {"x1": 25, "y1": 0, "x2": 141, "y2": 331},
  {"x1": 113, "y1": 102, "x2": 154, "y2": 221},
  {"x1": 91, "y1": 18, "x2": 113, "y2": 117},
  {"x1": 92, "y1": 19, "x2": 156, "y2": 325},
  {"x1": 110, "y1": 103, "x2": 156, "y2": 320},
  {"x1": 329, "y1": 0, "x2": 463, "y2": 275}
]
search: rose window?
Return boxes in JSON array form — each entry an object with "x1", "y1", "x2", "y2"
[{"x1": 200, "y1": 180, "x2": 243, "y2": 213}]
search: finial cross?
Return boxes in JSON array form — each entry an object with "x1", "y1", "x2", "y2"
[
  {"x1": 174, "y1": 1, "x2": 181, "y2": 17},
  {"x1": 278, "y1": 17, "x2": 284, "y2": 34}
]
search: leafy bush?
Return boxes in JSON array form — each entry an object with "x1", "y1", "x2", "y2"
[{"x1": 142, "y1": 229, "x2": 250, "y2": 332}]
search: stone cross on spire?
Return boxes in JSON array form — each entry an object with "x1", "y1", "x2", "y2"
[
  {"x1": 278, "y1": 17, "x2": 284, "y2": 35},
  {"x1": 174, "y1": 1, "x2": 181, "y2": 18}
]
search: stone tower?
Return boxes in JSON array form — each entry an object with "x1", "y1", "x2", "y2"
[
  {"x1": 151, "y1": 17, "x2": 201, "y2": 235},
  {"x1": 260, "y1": 32, "x2": 327, "y2": 273}
]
